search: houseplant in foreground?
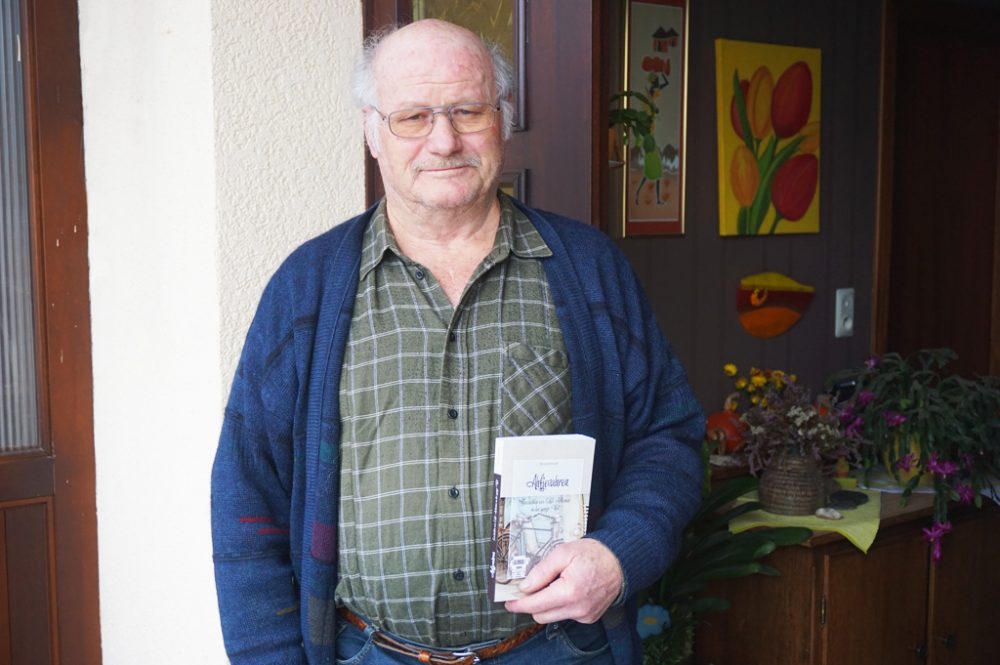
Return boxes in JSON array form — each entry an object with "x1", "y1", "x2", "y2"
[
  {"x1": 638, "y1": 470, "x2": 810, "y2": 664},
  {"x1": 834, "y1": 348, "x2": 1000, "y2": 559}
]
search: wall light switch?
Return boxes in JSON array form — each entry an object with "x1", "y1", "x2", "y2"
[{"x1": 835, "y1": 288, "x2": 854, "y2": 338}]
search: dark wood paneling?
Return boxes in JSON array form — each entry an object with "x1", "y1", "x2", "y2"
[
  {"x1": 3, "y1": 501, "x2": 55, "y2": 665},
  {"x1": 615, "y1": 0, "x2": 883, "y2": 412},
  {"x1": 0, "y1": 456, "x2": 53, "y2": 503}
]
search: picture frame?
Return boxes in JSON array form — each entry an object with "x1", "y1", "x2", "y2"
[
  {"x1": 620, "y1": 0, "x2": 688, "y2": 236},
  {"x1": 714, "y1": 39, "x2": 821, "y2": 236}
]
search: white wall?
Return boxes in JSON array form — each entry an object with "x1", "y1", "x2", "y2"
[{"x1": 80, "y1": 0, "x2": 364, "y2": 661}]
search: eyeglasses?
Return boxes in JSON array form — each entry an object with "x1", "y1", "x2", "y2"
[{"x1": 374, "y1": 102, "x2": 500, "y2": 138}]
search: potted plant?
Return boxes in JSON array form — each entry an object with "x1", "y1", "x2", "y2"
[
  {"x1": 637, "y1": 470, "x2": 811, "y2": 664},
  {"x1": 739, "y1": 379, "x2": 858, "y2": 515},
  {"x1": 609, "y1": 90, "x2": 662, "y2": 181},
  {"x1": 833, "y1": 348, "x2": 1000, "y2": 559}
]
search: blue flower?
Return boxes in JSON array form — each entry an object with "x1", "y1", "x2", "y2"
[{"x1": 636, "y1": 603, "x2": 671, "y2": 639}]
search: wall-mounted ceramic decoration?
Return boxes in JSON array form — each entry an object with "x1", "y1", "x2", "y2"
[
  {"x1": 737, "y1": 272, "x2": 814, "y2": 338},
  {"x1": 715, "y1": 39, "x2": 821, "y2": 236}
]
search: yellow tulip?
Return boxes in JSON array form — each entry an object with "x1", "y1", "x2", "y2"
[
  {"x1": 730, "y1": 144, "x2": 759, "y2": 207},
  {"x1": 799, "y1": 121, "x2": 820, "y2": 154},
  {"x1": 747, "y1": 66, "x2": 774, "y2": 139}
]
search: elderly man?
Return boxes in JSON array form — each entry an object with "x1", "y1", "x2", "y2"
[{"x1": 212, "y1": 18, "x2": 704, "y2": 665}]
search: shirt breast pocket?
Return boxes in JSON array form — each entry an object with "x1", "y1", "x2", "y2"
[{"x1": 499, "y1": 342, "x2": 572, "y2": 437}]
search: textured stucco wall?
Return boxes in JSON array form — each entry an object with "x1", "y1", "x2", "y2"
[
  {"x1": 214, "y1": 0, "x2": 365, "y2": 393},
  {"x1": 81, "y1": 0, "x2": 362, "y2": 661}
]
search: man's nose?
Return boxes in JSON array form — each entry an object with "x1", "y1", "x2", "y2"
[{"x1": 424, "y1": 112, "x2": 462, "y2": 153}]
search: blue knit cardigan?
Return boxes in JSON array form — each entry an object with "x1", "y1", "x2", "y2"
[{"x1": 211, "y1": 200, "x2": 705, "y2": 664}]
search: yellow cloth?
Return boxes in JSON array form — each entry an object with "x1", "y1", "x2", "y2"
[{"x1": 729, "y1": 486, "x2": 882, "y2": 553}]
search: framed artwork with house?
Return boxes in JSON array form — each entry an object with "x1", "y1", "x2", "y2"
[{"x1": 621, "y1": 0, "x2": 687, "y2": 236}]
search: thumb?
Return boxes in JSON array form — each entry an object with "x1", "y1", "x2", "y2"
[{"x1": 518, "y1": 545, "x2": 569, "y2": 594}]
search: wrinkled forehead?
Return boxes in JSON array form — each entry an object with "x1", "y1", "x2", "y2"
[{"x1": 372, "y1": 24, "x2": 495, "y2": 106}]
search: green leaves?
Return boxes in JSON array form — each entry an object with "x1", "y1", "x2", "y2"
[
  {"x1": 609, "y1": 90, "x2": 662, "y2": 181},
  {"x1": 647, "y1": 476, "x2": 811, "y2": 614}
]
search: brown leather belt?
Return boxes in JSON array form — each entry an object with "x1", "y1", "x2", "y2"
[{"x1": 337, "y1": 606, "x2": 544, "y2": 664}]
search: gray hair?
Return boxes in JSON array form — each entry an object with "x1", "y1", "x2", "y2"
[{"x1": 352, "y1": 23, "x2": 516, "y2": 149}]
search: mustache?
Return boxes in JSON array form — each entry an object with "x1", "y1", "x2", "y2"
[{"x1": 412, "y1": 156, "x2": 482, "y2": 173}]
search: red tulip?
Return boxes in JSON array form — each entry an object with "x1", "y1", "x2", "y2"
[
  {"x1": 771, "y1": 153, "x2": 818, "y2": 221},
  {"x1": 771, "y1": 61, "x2": 813, "y2": 138}
]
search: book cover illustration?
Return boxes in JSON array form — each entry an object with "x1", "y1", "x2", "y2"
[{"x1": 489, "y1": 434, "x2": 596, "y2": 602}]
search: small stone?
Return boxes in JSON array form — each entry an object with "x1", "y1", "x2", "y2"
[{"x1": 815, "y1": 507, "x2": 843, "y2": 520}]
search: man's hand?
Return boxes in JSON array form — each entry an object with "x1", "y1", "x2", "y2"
[{"x1": 504, "y1": 538, "x2": 623, "y2": 624}]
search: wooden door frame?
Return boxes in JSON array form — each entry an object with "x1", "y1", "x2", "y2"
[
  {"x1": 871, "y1": 0, "x2": 895, "y2": 356},
  {"x1": 2, "y1": 0, "x2": 101, "y2": 660}
]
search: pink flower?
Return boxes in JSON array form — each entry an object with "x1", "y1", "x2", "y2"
[
  {"x1": 856, "y1": 390, "x2": 876, "y2": 407},
  {"x1": 844, "y1": 416, "x2": 864, "y2": 439},
  {"x1": 864, "y1": 356, "x2": 880, "y2": 370},
  {"x1": 883, "y1": 411, "x2": 907, "y2": 427},
  {"x1": 959, "y1": 452, "x2": 975, "y2": 470},
  {"x1": 956, "y1": 484, "x2": 975, "y2": 505},
  {"x1": 895, "y1": 454, "x2": 914, "y2": 472},
  {"x1": 922, "y1": 521, "x2": 953, "y2": 562},
  {"x1": 927, "y1": 453, "x2": 957, "y2": 478}
]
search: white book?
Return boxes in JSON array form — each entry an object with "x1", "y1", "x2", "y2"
[{"x1": 488, "y1": 434, "x2": 596, "y2": 602}]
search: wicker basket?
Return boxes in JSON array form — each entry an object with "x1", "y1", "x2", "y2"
[{"x1": 759, "y1": 453, "x2": 826, "y2": 515}]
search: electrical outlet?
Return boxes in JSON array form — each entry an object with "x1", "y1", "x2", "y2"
[{"x1": 835, "y1": 288, "x2": 854, "y2": 338}]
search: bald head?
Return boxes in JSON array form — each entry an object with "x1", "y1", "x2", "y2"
[{"x1": 352, "y1": 19, "x2": 515, "y2": 144}]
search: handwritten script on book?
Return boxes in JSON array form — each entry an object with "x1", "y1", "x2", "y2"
[{"x1": 489, "y1": 434, "x2": 596, "y2": 602}]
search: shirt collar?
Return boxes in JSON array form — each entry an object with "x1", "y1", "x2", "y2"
[{"x1": 358, "y1": 194, "x2": 552, "y2": 280}]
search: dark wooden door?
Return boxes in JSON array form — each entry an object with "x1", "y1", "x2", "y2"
[
  {"x1": 0, "y1": 1, "x2": 100, "y2": 663},
  {"x1": 362, "y1": 0, "x2": 602, "y2": 226},
  {"x1": 925, "y1": 507, "x2": 1000, "y2": 665},
  {"x1": 820, "y1": 530, "x2": 929, "y2": 665},
  {"x1": 875, "y1": 0, "x2": 1000, "y2": 375}
]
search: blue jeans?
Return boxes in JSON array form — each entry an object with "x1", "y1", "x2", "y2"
[{"x1": 335, "y1": 617, "x2": 613, "y2": 665}]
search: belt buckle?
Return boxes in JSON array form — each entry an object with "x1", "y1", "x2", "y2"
[{"x1": 450, "y1": 650, "x2": 480, "y2": 664}]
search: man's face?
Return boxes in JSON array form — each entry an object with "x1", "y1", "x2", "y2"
[{"x1": 367, "y1": 26, "x2": 505, "y2": 215}]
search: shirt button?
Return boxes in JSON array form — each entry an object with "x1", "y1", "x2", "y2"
[
  {"x1": 449, "y1": 486, "x2": 460, "y2": 499},
  {"x1": 453, "y1": 569, "x2": 465, "y2": 581},
  {"x1": 414, "y1": 268, "x2": 425, "y2": 280},
  {"x1": 447, "y1": 408, "x2": 458, "y2": 419}
]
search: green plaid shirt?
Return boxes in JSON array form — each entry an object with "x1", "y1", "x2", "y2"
[{"x1": 336, "y1": 196, "x2": 572, "y2": 647}]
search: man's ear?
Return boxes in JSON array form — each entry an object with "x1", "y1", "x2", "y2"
[{"x1": 363, "y1": 114, "x2": 380, "y2": 159}]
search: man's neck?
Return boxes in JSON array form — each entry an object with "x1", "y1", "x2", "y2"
[{"x1": 384, "y1": 196, "x2": 502, "y2": 306}]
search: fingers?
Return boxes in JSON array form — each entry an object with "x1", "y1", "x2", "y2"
[{"x1": 503, "y1": 539, "x2": 623, "y2": 625}]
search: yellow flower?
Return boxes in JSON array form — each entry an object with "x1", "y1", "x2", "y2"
[
  {"x1": 751, "y1": 375, "x2": 767, "y2": 387},
  {"x1": 749, "y1": 367, "x2": 762, "y2": 376},
  {"x1": 746, "y1": 384, "x2": 756, "y2": 393},
  {"x1": 760, "y1": 398, "x2": 769, "y2": 408},
  {"x1": 789, "y1": 374, "x2": 798, "y2": 383},
  {"x1": 735, "y1": 378, "x2": 748, "y2": 389},
  {"x1": 751, "y1": 395, "x2": 761, "y2": 405},
  {"x1": 723, "y1": 363, "x2": 738, "y2": 377}
]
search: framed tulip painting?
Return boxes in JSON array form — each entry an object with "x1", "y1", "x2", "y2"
[
  {"x1": 714, "y1": 39, "x2": 821, "y2": 236},
  {"x1": 620, "y1": 0, "x2": 687, "y2": 236}
]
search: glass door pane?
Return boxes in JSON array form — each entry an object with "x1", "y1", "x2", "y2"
[{"x1": 1, "y1": 0, "x2": 39, "y2": 453}]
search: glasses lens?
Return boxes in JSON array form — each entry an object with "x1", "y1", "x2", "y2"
[
  {"x1": 449, "y1": 104, "x2": 495, "y2": 134},
  {"x1": 387, "y1": 108, "x2": 434, "y2": 138}
]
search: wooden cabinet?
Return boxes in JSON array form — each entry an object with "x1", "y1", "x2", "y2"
[{"x1": 695, "y1": 495, "x2": 1000, "y2": 665}]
